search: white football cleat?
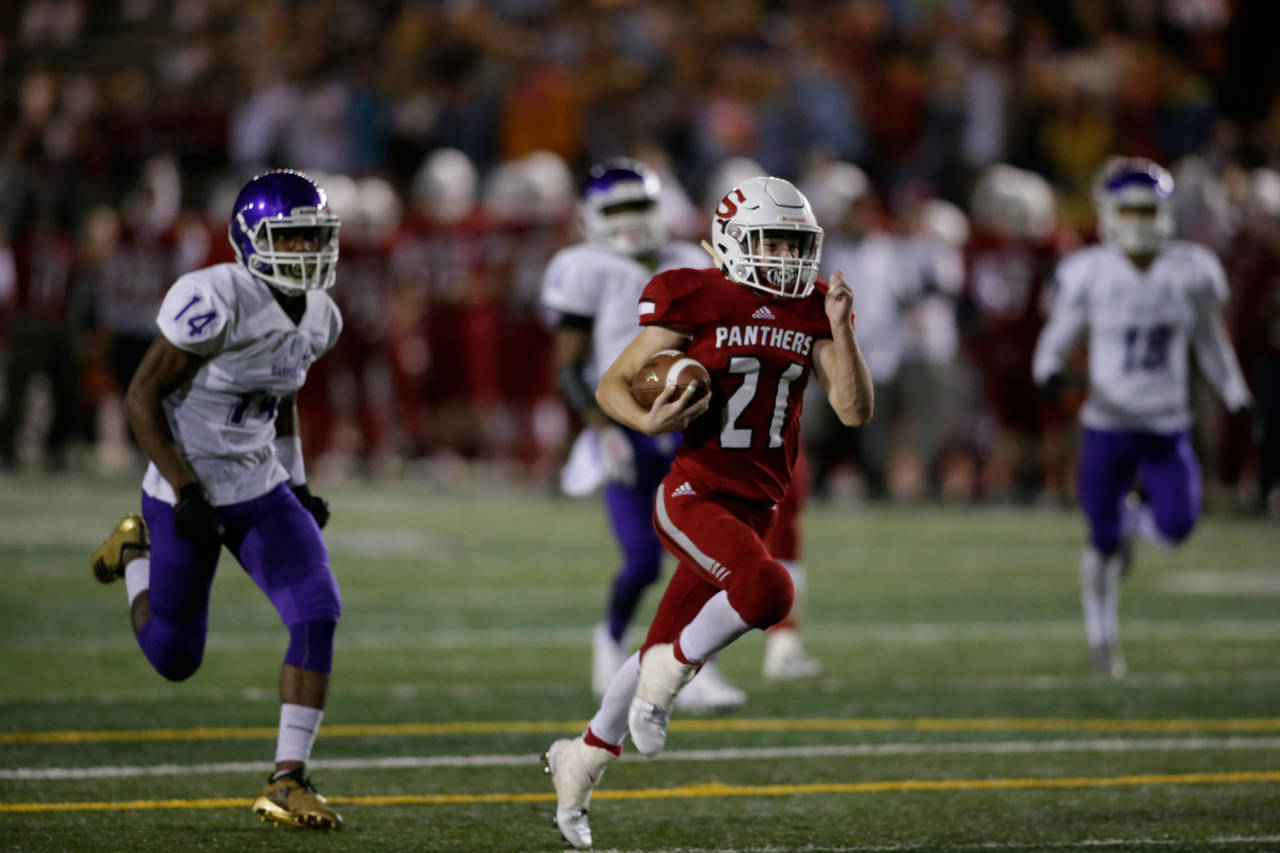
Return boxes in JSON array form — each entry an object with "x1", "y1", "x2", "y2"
[
  {"x1": 762, "y1": 628, "x2": 821, "y2": 681},
  {"x1": 592, "y1": 623, "x2": 626, "y2": 698},
  {"x1": 543, "y1": 736, "x2": 616, "y2": 849},
  {"x1": 676, "y1": 659, "x2": 747, "y2": 712},
  {"x1": 629, "y1": 643, "x2": 697, "y2": 757}
]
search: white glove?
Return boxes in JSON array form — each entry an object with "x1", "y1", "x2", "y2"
[{"x1": 597, "y1": 424, "x2": 636, "y2": 488}]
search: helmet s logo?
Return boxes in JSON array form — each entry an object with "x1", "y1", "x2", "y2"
[{"x1": 715, "y1": 189, "x2": 747, "y2": 221}]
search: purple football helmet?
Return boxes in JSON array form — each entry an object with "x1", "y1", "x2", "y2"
[
  {"x1": 228, "y1": 170, "x2": 340, "y2": 292},
  {"x1": 580, "y1": 158, "x2": 665, "y2": 256},
  {"x1": 1093, "y1": 157, "x2": 1174, "y2": 255}
]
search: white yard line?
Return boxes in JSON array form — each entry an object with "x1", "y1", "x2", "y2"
[
  {"x1": 591, "y1": 839, "x2": 1280, "y2": 853},
  {"x1": 5, "y1": 736, "x2": 1280, "y2": 781},
  {"x1": 6, "y1": 618, "x2": 1280, "y2": 655}
]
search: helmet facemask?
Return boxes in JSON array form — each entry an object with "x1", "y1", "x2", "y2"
[
  {"x1": 233, "y1": 207, "x2": 340, "y2": 293},
  {"x1": 726, "y1": 224, "x2": 822, "y2": 298}
]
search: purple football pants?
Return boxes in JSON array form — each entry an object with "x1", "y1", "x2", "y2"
[
  {"x1": 601, "y1": 429, "x2": 678, "y2": 643},
  {"x1": 137, "y1": 482, "x2": 341, "y2": 681},
  {"x1": 1077, "y1": 427, "x2": 1201, "y2": 555}
]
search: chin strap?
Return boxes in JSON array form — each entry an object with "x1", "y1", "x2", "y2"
[{"x1": 700, "y1": 240, "x2": 727, "y2": 272}]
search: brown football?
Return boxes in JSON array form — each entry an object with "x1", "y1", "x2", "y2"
[{"x1": 630, "y1": 350, "x2": 711, "y2": 410}]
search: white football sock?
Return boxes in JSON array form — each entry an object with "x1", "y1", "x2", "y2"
[
  {"x1": 1080, "y1": 546, "x2": 1121, "y2": 649},
  {"x1": 1131, "y1": 504, "x2": 1176, "y2": 548},
  {"x1": 677, "y1": 590, "x2": 751, "y2": 663},
  {"x1": 125, "y1": 557, "x2": 150, "y2": 607},
  {"x1": 588, "y1": 651, "x2": 639, "y2": 746},
  {"x1": 274, "y1": 703, "x2": 324, "y2": 767}
]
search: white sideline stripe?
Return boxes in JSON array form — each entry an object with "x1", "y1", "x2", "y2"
[
  {"x1": 5, "y1": 736, "x2": 1280, "y2": 781},
  {"x1": 590, "y1": 838, "x2": 1280, "y2": 853},
  {"x1": 9, "y1": 617, "x2": 1280, "y2": 654},
  {"x1": 7, "y1": 668, "x2": 1280, "y2": 708}
]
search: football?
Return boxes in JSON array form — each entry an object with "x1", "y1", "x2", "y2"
[{"x1": 630, "y1": 350, "x2": 711, "y2": 410}]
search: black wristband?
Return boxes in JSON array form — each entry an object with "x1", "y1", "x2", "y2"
[{"x1": 178, "y1": 482, "x2": 205, "y2": 503}]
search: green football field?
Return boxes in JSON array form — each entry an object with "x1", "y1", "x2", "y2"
[{"x1": 2, "y1": 472, "x2": 1279, "y2": 852}]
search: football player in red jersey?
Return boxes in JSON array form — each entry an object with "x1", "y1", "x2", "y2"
[{"x1": 543, "y1": 176, "x2": 874, "y2": 849}]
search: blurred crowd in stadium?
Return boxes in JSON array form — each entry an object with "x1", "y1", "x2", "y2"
[{"x1": 1, "y1": 0, "x2": 1277, "y2": 508}]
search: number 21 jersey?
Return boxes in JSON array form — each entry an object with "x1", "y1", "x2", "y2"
[
  {"x1": 639, "y1": 267, "x2": 833, "y2": 505},
  {"x1": 141, "y1": 263, "x2": 343, "y2": 506}
]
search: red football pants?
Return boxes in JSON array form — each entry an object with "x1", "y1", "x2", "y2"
[{"x1": 642, "y1": 473, "x2": 794, "y2": 653}]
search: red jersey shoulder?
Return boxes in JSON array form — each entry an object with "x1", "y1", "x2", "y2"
[{"x1": 639, "y1": 267, "x2": 720, "y2": 329}]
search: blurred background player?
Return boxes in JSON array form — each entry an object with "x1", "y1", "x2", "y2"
[
  {"x1": 89, "y1": 170, "x2": 346, "y2": 829},
  {"x1": 1033, "y1": 157, "x2": 1253, "y2": 678},
  {"x1": 543, "y1": 176, "x2": 873, "y2": 848},
  {"x1": 541, "y1": 158, "x2": 745, "y2": 710}
]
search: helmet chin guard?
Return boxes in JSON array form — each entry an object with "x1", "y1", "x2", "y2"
[
  {"x1": 708, "y1": 176, "x2": 823, "y2": 299},
  {"x1": 228, "y1": 170, "x2": 340, "y2": 293}
]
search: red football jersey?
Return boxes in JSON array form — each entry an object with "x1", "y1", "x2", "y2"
[{"x1": 639, "y1": 267, "x2": 833, "y2": 504}]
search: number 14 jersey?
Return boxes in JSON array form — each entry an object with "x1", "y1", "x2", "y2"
[
  {"x1": 142, "y1": 263, "x2": 343, "y2": 506},
  {"x1": 639, "y1": 267, "x2": 834, "y2": 505}
]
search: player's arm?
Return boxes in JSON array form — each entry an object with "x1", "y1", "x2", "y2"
[
  {"x1": 274, "y1": 394, "x2": 330, "y2": 528},
  {"x1": 1191, "y1": 291, "x2": 1253, "y2": 415},
  {"x1": 596, "y1": 325, "x2": 710, "y2": 435},
  {"x1": 812, "y1": 271, "x2": 874, "y2": 427},
  {"x1": 1031, "y1": 270, "x2": 1087, "y2": 393},
  {"x1": 124, "y1": 335, "x2": 204, "y2": 492},
  {"x1": 553, "y1": 315, "x2": 610, "y2": 430}
]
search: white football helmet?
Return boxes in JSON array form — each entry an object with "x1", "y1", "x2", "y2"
[
  {"x1": 1093, "y1": 156, "x2": 1174, "y2": 255},
  {"x1": 412, "y1": 148, "x2": 477, "y2": 225},
  {"x1": 971, "y1": 164, "x2": 1056, "y2": 242},
  {"x1": 799, "y1": 160, "x2": 869, "y2": 227},
  {"x1": 579, "y1": 158, "x2": 666, "y2": 256},
  {"x1": 708, "y1": 176, "x2": 824, "y2": 299}
]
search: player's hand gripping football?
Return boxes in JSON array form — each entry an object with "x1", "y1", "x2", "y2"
[
  {"x1": 174, "y1": 482, "x2": 225, "y2": 543},
  {"x1": 291, "y1": 484, "x2": 331, "y2": 529},
  {"x1": 638, "y1": 380, "x2": 710, "y2": 436},
  {"x1": 825, "y1": 270, "x2": 855, "y2": 329}
]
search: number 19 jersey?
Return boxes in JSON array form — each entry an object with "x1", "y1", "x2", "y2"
[
  {"x1": 639, "y1": 268, "x2": 833, "y2": 505},
  {"x1": 141, "y1": 263, "x2": 343, "y2": 506}
]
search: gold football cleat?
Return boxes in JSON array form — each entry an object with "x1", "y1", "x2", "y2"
[
  {"x1": 252, "y1": 771, "x2": 343, "y2": 830},
  {"x1": 91, "y1": 514, "x2": 149, "y2": 584}
]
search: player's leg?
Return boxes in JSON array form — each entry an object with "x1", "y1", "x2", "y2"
[
  {"x1": 545, "y1": 563, "x2": 714, "y2": 849},
  {"x1": 92, "y1": 493, "x2": 222, "y2": 681},
  {"x1": 1135, "y1": 430, "x2": 1202, "y2": 547},
  {"x1": 1076, "y1": 428, "x2": 1141, "y2": 677},
  {"x1": 594, "y1": 433, "x2": 671, "y2": 695},
  {"x1": 628, "y1": 479, "x2": 792, "y2": 755},
  {"x1": 229, "y1": 484, "x2": 343, "y2": 830},
  {"x1": 762, "y1": 447, "x2": 820, "y2": 680}
]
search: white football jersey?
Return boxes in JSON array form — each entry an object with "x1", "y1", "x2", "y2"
[
  {"x1": 1033, "y1": 241, "x2": 1251, "y2": 432},
  {"x1": 141, "y1": 263, "x2": 343, "y2": 506},
  {"x1": 822, "y1": 234, "x2": 919, "y2": 383},
  {"x1": 540, "y1": 240, "x2": 708, "y2": 386}
]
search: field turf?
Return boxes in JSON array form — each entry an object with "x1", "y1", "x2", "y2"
[{"x1": 1, "y1": 472, "x2": 1279, "y2": 852}]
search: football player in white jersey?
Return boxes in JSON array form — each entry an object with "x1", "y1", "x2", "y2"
[
  {"x1": 90, "y1": 170, "x2": 346, "y2": 829},
  {"x1": 1033, "y1": 158, "x2": 1253, "y2": 677},
  {"x1": 542, "y1": 159, "x2": 745, "y2": 711}
]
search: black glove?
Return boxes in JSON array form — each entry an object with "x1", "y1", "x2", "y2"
[
  {"x1": 291, "y1": 483, "x2": 330, "y2": 529},
  {"x1": 174, "y1": 482, "x2": 225, "y2": 543},
  {"x1": 1039, "y1": 372, "x2": 1068, "y2": 406}
]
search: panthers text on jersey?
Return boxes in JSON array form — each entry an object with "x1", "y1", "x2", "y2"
[
  {"x1": 541, "y1": 240, "x2": 709, "y2": 387},
  {"x1": 1033, "y1": 240, "x2": 1251, "y2": 432},
  {"x1": 141, "y1": 263, "x2": 343, "y2": 506},
  {"x1": 639, "y1": 267, "x2": 834, "y2": 505}
]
